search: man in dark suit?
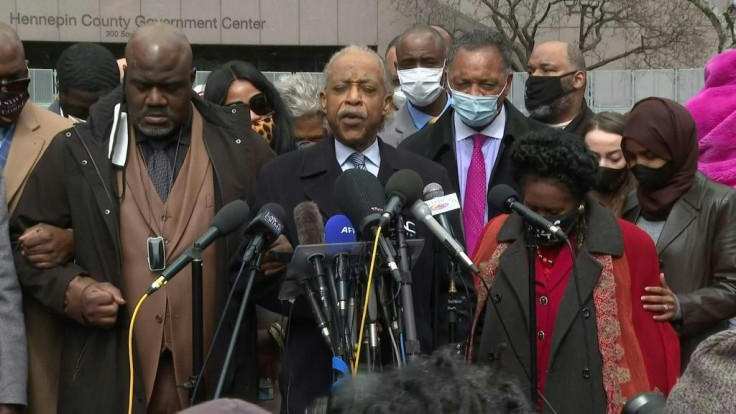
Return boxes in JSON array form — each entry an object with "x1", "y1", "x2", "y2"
[
  {"x1": 245, "y1": 45, "x2": 464, "y2": 413},
  {"x1": 399, "y1": 30, "x2": 548, "y2": 256},
  {"x1": 525, "y1": 41, "x2": 594, "y2": 136}
]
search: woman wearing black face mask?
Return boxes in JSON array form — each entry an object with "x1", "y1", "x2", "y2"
[
  {"x1": 622, "y1": 97, "x2": 736, "y2": 368},
  {"x1": 469, "y1": 129, "x2": 679, "y2": 413},
  {"x1": 583, "y1": 112, "x2": 636, "y2": 217}
]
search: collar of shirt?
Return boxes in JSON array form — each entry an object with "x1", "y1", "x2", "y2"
[
  {"x1": 550, "y1": 119, "x2": 572, "y2": 129},
  {"x1": 0, "y1": 122, "x2": 17, "y2": 143},
  {"x1": 334, "y1": 137, "x2": 381, "y2": 172},
  {"x1": 406, "y1": 91, "x2": 453, "y2": 130},
  {"x1": 453, "y1": 104, "x2": 507, "y2": 143}
]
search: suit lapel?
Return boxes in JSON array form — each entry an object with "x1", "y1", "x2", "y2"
[
  {"x1": 424, "y1": 110, "x2": 459, "y2": 192},
  {"x1": 302, "y1": 138, "x2": 343, "y2": 218},
  {"x1": 377, "y1": 140, "x2": 402, "y2": 185},
  {"x1": 5, "y1": 105, "x2": 46, "y2": 208},
  {"x1": 656, "y1": 189, "x2": 697, "y2": 254},
  {"x1": 393, "y1": 104, "x2": 416, "y2": 138},
  {"x1": 498, "y1": 239, "x2": 532, "y2": 325}
]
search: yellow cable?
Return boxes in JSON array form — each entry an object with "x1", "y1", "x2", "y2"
[
  {"x1": 352, "y1": 226, "x2": 382, "y2": 376},
  {"x1": 128, "y1": 293, "x2": 149, "y2": 414}
]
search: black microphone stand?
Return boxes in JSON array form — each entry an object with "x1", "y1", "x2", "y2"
[
  {"x1": 180, "y1": 242, "x2": 205, "y2": 404},
  {"x1": 447, "y1": 262, "x2": 460, "y2": 344},
  {"x1": 395, "y1": 216, "x2": 420, "y2": 361},
  {"x1": 214, "y1": 252, "x2": 264, "y2": 398},
  {"x1": 526, "y1": 226, "x2": 538, "y2": 404}
]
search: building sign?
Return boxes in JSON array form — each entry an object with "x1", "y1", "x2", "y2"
[{"x1": 1, "y1": 0, "x2": 381, "y2": 46}]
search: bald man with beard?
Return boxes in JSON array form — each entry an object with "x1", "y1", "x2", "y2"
[
  {"x1": 525, "y1": 41, "x2": 594, "y2": 136},
  {"x1": 10, "y1": 24, "x2": 275, "y2": 413}
]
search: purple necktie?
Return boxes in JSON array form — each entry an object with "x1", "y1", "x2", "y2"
[{"x1": 464, "y1": 134, "x2": 487, "y2": 257}]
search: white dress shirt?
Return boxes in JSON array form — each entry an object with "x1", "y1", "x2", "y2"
[
  {"x1": 453, "y1": 106, "x2": 507, "y2": 223},
  {"x1": 335, "y1": 138, "x2": 381, "y2": 177}
]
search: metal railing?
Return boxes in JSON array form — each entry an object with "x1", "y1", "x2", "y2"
[{"x1": 31, "y1": 68, "x2": 705, "y2": 113}]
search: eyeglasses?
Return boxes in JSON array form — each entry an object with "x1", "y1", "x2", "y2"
[
  {"x1": 0, "y1": 78, "x2": 31, "y2": 94},
  {"x1": 248, "y1": 93, "x2": 272, "y2": 116}
]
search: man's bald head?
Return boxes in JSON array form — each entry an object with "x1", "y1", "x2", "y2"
[
  {"x1": 529, "y1": 41, "x2": 586, "y2": 73},
  {"x1": 124, "y1": 24, "x2": 195, "y2": 139},
  {"x1": 0, "y1": 23, "x2": 26, "y2": 75},
  {"x1": 397, "y1": 25, "x2": 446, "y2": 61},
  {"x1": 0, "y1": 23, "x2": 30, "y2": 126},
  {"x1": 0, "y1": 23, "x2": 23, "y2": 56},
  {"x1": 125, "y1": 23, "x2": 192, "y2": 71},
  {"x1": 526, "y1": 40, "x2": 587, "y2": 124},
  {"x1": 430, "y1": 25, "x2": 453, "y2": 54}
]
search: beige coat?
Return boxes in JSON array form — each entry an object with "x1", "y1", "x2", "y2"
[{"x1": 5, "y1": 102, "x2": 72, "y2": 414}]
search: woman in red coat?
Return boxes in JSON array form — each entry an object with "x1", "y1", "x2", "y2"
[{"x1": 468, "y1": 129, "x2": 679, "y2": 413}]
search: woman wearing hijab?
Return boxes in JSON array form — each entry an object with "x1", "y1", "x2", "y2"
[
  {"x1": 621, "y1": 97, "x2": 736, "y2": 367},
  {"x1": 469, "y1": 128, "x2": 679, "y2": 414},
  {"x1": 583, "y1": 112, "x2": 636, "y2": 217}
]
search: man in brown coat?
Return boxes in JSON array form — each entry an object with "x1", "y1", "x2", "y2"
[
  {"x1": 10, "y1": 23, "x2": 276, "y2": 413},
  {"x1": 0, "y1": 22, "x2": 75, "y2": 414}
]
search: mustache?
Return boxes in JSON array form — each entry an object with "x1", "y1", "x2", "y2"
[
  {"x1": 142, "y1": 109, "x2": 168, "y2": 117},
  {"x1": 337, "y1": 108, "x2": 367, "y2": 120}
]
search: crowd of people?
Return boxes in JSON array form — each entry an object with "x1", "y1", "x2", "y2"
[{"x1": 0, "y1": 18, "x2": 734, "y2": 414}]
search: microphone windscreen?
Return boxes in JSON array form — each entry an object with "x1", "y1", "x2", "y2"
[
  {"x1": 334, "y1": 169, "x2": 386, "y2": 234},
  {"x1": 422, "y1": 182, "x2": 445, "y2": 201},
  {"x1": 385, "y1": 169, "x2": 424, "y2": 205},
  {"x1": 324, "y1": 215, "x2": 357, "y2": 244},
  {"x1": 294, "y1": 201, "x2": 325, "y2": 245},
  {"x1": 212, "y1": 200, "x2": 250, "y2": 235},
  {"x1": 488, "y1": 184, "x2": 520, "y2": 214},
  {"x1": 259, "y1": 202, "x2": 288, "y2": 227}
]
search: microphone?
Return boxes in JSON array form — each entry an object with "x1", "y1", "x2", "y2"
[
  {"x1": 325, "y1": 215, "x2": 357, "y2": 358},
  {"x1": 240, "y1": 203, "x2": 288, "y2": 266},
  {"x1": 379, "y1": 169, "x2": 424, "y2": 228},
  {"x1": 334, "y1": 169, "x2": 402, "y2": 283},
  {"x1": 147, "y1": 200, "x2": 250, "y2": 295},
  {"x1": 488, "y1": 184, "x2": 568, "y2": 241},
  {"x1": 422, "y1": 182, "x2": 456, "y2": 236},
  {"x1": 293, "y1": 201, "x2": 340, "y2": 352},
  {"x1": 410, "y1": 200, "x2": 479, "y2": 274},
  {"x1": 325, "y1": 215, "x2": 356, "y2": 320}
]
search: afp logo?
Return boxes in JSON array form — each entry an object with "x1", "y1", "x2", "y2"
[{"x1": 341, "y1": 226, "x2": 355, "y2": 234}]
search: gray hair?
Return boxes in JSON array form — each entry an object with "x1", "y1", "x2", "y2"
[
  {"x1": 275, "y1": 73, "x2": 324, "y2": 119},
  {"x1": 323, "y1": 45, "x2": 393, "y2": 95},
  {"x1": 323, "y1": 45, "x2": 395, "y2": 130},
  {"x1": 448, "y1": 29, "x2": 514, "y2": 73}
]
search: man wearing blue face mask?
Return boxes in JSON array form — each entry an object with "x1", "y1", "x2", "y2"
[
  {"x1": 399, "y1": 29, "x2": 548, "y2": 256},
  {"x1": 382, "y1": 25, "x2": 451, "y2": 147}
]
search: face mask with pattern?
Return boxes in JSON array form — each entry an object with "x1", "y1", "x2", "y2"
[{"x1": 251, "y1": 115, "x2": 275, "y2": 144}]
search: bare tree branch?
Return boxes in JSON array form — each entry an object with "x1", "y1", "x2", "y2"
[
  {"x1": 391, "y1": 0, "x2": 713, "y2": 69},
  {"x1": 685, "y1": 0, "x2": 736, "y2": 51}
]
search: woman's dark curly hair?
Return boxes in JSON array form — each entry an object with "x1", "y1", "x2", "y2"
[{"x1": 511, "y1": 129, "x2": 598, "y2": 201}]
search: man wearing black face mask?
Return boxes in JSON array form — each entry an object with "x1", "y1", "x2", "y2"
[
  {"x1": 0, "y1": 23, "x2": 76, "y2": 414},
  {"x1": 525, "y1": 41, "x2": 594, "y2": 136}
]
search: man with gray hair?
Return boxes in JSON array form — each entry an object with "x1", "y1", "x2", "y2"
[
  {"x1": 400, "y1": 29, "x2": 547, "y2": 256},
  {"x1": 275, "y1": 73, "x2": 327, "y2": 148},
  {"x1": 245, "y1": 44, "x2": 457, "y2": 413},
  {"x1": 525, "y1": 41, "x2": 594, "y2": 136}
]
